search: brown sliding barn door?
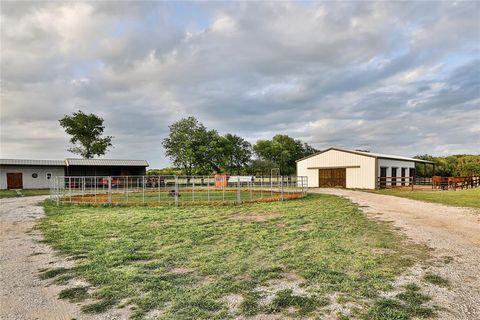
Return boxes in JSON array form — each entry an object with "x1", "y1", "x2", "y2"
[
  {"x1": 319, "y1": 169, "x2": 346, "y2": 188},
  {"x1": 7, "y1": 173, "x2": 23, "y2": 189}
]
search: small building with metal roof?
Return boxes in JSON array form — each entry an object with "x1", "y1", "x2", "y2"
[
  {"x1": 296, "y1": 147, "x2": 435, "y2": 189},
  {"x1": 1, "y1": 158, "x2": 149, "y2": 189}
]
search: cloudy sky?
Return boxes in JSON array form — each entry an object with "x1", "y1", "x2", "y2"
[{"x1": 1, "y1": 1, "x2": 479, "y2": 167}]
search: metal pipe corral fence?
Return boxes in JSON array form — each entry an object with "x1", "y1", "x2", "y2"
[{"x1": 50, "y1": 175, "x2": 308, "y2": 206}]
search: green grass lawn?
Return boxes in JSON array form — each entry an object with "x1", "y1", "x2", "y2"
[
  {"x1": 40, "y1": 194, "x2": 432, "y2": 319},
  {"x1": 0, "y1": 188, "x2": 50, "y2": 198},
  {"x1": 368, "y1": 188, "x2": 480, "y2": 209}
]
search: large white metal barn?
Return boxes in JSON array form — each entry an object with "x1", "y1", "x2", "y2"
[{"x1": 296, "y1": 147, "x2": 435, "y2": 189}]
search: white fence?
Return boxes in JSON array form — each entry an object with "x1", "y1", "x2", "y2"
[{"x1": 50, "y1": 175, "x2": 308, "y2": 205}]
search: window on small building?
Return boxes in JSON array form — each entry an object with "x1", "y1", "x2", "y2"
[
  {"x1": 32, "y1": 173, "x2": 38, "y2": 178},
  {"x1": 46, "y1": 172, "x2": 52, "y2": 180}
]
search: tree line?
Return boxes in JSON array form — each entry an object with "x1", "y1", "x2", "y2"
[
  {"x1": 415, "y1": 154, "x2": 480, "y2": 177},
  {"x1": 161, "y1": 117, "x2": 317, "y2": 176},
  {"x1": 59, "y1": 111, "x2": 479, "y2": 178}
]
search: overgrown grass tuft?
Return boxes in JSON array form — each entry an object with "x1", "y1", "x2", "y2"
[
  {"x1": 41, "y1": 194, "x2": 429, "y2": 319},
  {"x1": 39, "y1": 267, "x2": 70, "y2": 280},
  {"x1": 59, "y1": 286, "x2": 89, "y2": 302},
  {"x1": 82, "y1": 299, "x2": 117, "y2": 314},
  {"x1": 268, "y1": 289, "x2": 328, "y2": 315},
  {"x1": 365, "y1": 283, "x2": 435, "y2": 319},
  {"x1": 424, "y1": 273, "x2": 450, "y2": 288}
]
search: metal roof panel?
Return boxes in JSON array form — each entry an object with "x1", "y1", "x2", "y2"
[
  {"x1": 65, "y1": 159, "x2": 149, "y2": 166},
  {"x1": 0, "y1": 159, "x2": 65, "y2": 166},
  {"x1": 296, "y1": 147, "x2": 435, "y2": 164}
]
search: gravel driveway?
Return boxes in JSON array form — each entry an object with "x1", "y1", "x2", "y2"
[
  {"x1": 0, "y1": 196, "x2": 129, "y2": 320},
  {"x1": 311, "y1": 188, "x2": 480, "y2": 320}
]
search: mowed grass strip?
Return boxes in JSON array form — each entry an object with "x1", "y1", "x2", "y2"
[
  {"x1": 41, "y1": 194, "x2": 429, "y2": 319},
  {"x1": 368, "y1": 188, "x2": 480, "y2": 208},
  {"x1": 0, "y1": 188, "x2": 51, "y2": 198}
]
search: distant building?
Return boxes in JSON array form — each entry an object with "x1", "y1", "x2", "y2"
[
  {"x1": 0, "y1": 158, "x2": 149, "y2": 190},
  {"x1": 296, "y1": 147, "x2": 434, "y2": 189}
]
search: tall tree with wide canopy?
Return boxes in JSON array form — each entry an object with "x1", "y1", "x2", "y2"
[
  {"x1": 162, "y1": 117, "x2": 227, "y2": 175},
  {"x1": 254, "y1": 135, "x2": 317, "y2": 175},
  {"x1": 162, "y1": 117, "x2": 204, "y2": 176},
  {"x1": 59, "y1": 110, "x2": 113, "y2": 159},
  {"x1": 223, "y1": 134, "x2": 252, "y2": 174}
]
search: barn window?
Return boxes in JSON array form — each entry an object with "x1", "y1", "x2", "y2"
[
  {"x1": 401, "y1": 168, "x2": 407, "y2": 186},
  {"x1": 391, "y1": 167, "x2": 398, "y2": 186},
  {"x1": 32, "y1": 173, "x2": 38, "y2": 178},
  {"x1": 46, "y1": 172, "x2": 52, "y2": 180}
]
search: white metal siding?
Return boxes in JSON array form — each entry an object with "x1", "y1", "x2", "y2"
[
  {"x1": 297, "y1": 149, "x2": 377, "y2": 189},
  {"x1": 0, "y1": 166, "x2": 64, "y2": 189},
  {"x1": 377, "y1": 159, "x2": 416, "y2": 186}
]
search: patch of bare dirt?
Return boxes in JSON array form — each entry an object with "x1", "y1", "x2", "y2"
[
  {"x1": 169, "y1": 267, "x2": 193, "y2": 274},
  {"x1": 311, "y1": 188, "x2": 480, "y2": 320},
  {"x1": 254, "y1": 273, "x2": 307, "y2": 307},
  {"x1": 223, "y1": 293, "x2": 243, "y2": 315}
]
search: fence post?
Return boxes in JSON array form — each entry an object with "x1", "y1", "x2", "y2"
[
  {"x1": 260, "y1": 176, "x2": 263, "y2": 199},
  {"x1": 250, "y1": 179, "x2": 253, "y2": 201},
  {"x1": 281, "y1": 176, "x2": 284, "y2": 201},
  {"x1": 174, "y1": 176, "x2": 179, "y2": 206},
  {"x1": 158, "y1": 175, "x2": 161, "y2": 204},
  {"x1": 94, "y1": 176, "x2": 97, "y2": 203},
  {"x1": 237, "y1": 177, "x2": 241, "y2": 204},
  {"x1": 126, "y1": 176, "x2": 129, "y2": 204},
  {"x1": 142, "y1": 176, "x2": 145, "y2": 204},
  {"x1": 108, "y1": 176, "x2": 112, "y2": 205},
  {"x1": 207, "y1": 175, "x2": 210, "y2": 201},
  {"x1": 69, "y1": 177, "x2": 72, "y2": 202},
  {"x1": 56, "y1": 177, "x2": 59, "y2": 205}
]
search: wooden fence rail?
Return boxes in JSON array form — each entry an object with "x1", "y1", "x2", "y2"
[
  {"x1": 377, "y1": 176, "x2": 415, "y2": 190},
  {"x1": 377, "y1": 176, "x2": 480, "y2": 190},
  {"x1": 432, "y1": 176, "x2": 480, "y2": 190}
]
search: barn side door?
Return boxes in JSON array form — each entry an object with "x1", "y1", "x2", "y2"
[
  {"x1": 319, "y1": 169, "x2": 346, "y2": 188},
  {"x1": 7, "y1": 173, "x2": 23, "y2": 189}
]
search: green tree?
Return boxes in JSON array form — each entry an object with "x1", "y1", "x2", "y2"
[
  {"x1": 195, "y1": 129, "x2": 225, "y2": 174},
  {"x1": 223, "y1": 134, "x2": 252, "y2": 174},
  {"x1": 253, "y1": 135, "x2": 317, "y2": 175},
  {"x1": 59, "y1": 110, "x2": 113, "y2": 159},
  {"x1": 415, "y1": 154, "x2": 480, "y2": 177},
  {"x1": 162, "y1": 117, "x2": 227, "y2": 175},
  {"x1": 249, "y1": 159, "x2": 278, "y2": 175},
  {"x1": 147, "y1": 168, "x2": 184, "y2": 176},
  {"x1": 162, "y1": 117, "x2": 204, "y2": 176}
]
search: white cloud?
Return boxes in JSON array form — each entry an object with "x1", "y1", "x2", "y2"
[{"x1": 1, "y1": 1, "x2": 479, "y2": 166}]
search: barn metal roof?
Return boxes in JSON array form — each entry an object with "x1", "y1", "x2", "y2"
[
  {"x1": 296, "y1": 147, "x2": 435, "y2": 164},
  {"x1": 65, "y1": 159, "x2": 149, "y2": 167},
  {"x1": 1, "y1": 158, "x2": 149, "y2": 167},
  {"x1": 0, "y1": 159, "x2": 65, "y2": 166}
]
